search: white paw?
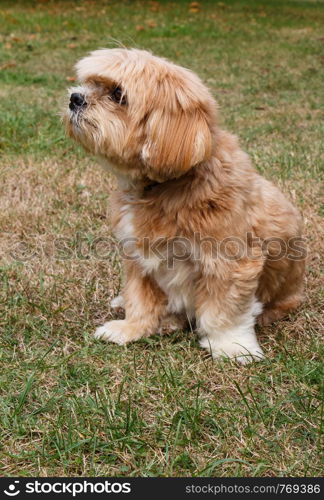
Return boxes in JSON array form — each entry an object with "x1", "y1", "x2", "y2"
[
  {"x1": 198, "y1": 298, "x2": 264, "y2": 364},
  {"x1": 94, "y1": 320, "x2": 130, "y2": 345},
  {"x1": 110, "y1": 295, "x2": 124, "y2": 311},
  {"x1": 199, "y1": 335, "x2": 264, "y2": 365}
]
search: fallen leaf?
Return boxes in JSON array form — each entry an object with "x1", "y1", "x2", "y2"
[
  {"x1": 189, "y1": 1, "x2": 200, "y2": 12},
  {"x1": 149, "y1": 1, "x2": 159, "y2": 12},
  {"x1": 67, "y1": 43, "x2": 77, "y2": 49},
  {"x1": 145, "y1": 19, "x2": 157, "y2": 28},
  {"x1": 135, "y1": 25, "x2": 145, "y2": 32},
  {"x1": 255, "y1": 106, "x2": 266, "y2": 111},
  {"x1": 0, "y1": 61, "x2": 16, "y2": 70},
  {"x1": 66, "y1": 76, "x2": 76, "y2": 82},
  {"x1": 6, "y1": 15, "x2": 18, "y2": 24}
]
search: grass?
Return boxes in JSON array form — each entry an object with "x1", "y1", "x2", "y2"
[{"x1": 0, "y1": 0, "x2": 323, "y2": 477}]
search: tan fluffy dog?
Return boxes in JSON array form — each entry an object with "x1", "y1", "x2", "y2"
[{"x1": 64, "y1": 48, "x2": 305, "y2": 364}]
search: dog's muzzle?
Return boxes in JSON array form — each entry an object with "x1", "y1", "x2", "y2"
[{"x1": 69, "y1": 92, "x2": 86, "y2": 111}]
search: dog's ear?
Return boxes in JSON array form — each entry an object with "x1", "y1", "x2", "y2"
[{"x1": 141, "y1": 107, "x2": 212, "y2": 181}]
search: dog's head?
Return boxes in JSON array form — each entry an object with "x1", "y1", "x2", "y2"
[{"x1": 64, "y1": 48, "x2": 217, "y2": 182}]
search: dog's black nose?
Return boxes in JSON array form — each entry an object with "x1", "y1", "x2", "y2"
[{"x1": 69, "y1": 92, "x2": 85, "y2": 110}]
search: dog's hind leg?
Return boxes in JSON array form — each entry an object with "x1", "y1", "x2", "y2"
[{"x1": 256, "y1": 256, "x2": 305, "y2": 326}]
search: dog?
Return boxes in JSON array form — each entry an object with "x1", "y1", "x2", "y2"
[{"x1": 63, "y1": 48, "x2": 305, "y2": 364}]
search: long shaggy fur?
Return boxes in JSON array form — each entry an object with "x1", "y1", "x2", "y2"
[{"x1": 64, "y1": 48, "x2": 305, "y2": 364}]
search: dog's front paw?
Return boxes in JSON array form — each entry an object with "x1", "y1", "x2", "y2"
[
  {"x1": 94, "y1": 320, "x2": 134, "y2": 345},
  {"x1": 199, "y1": 335, "x2": 264, "y2": 365}
]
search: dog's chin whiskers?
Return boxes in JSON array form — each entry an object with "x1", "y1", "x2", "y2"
[{"x1": 70, "y1": 110, "x2": 84, "y2": 129}]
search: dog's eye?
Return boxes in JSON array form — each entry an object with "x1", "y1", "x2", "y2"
[{"x1": 110, "y1": 86, "x2": 127, "y2": 105}]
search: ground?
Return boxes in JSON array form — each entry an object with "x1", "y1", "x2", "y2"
[{"x1": 0, "y1": 0, "x2": 323, "y2": 477}]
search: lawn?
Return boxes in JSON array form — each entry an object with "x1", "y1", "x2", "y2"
[{"x1": 0, "y1": 0, "x2": 323, "y2": 477}]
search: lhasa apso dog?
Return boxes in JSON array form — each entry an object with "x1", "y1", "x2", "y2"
[{"x1": 64, "y1": 48, "x2": 305, "y2": 364}]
